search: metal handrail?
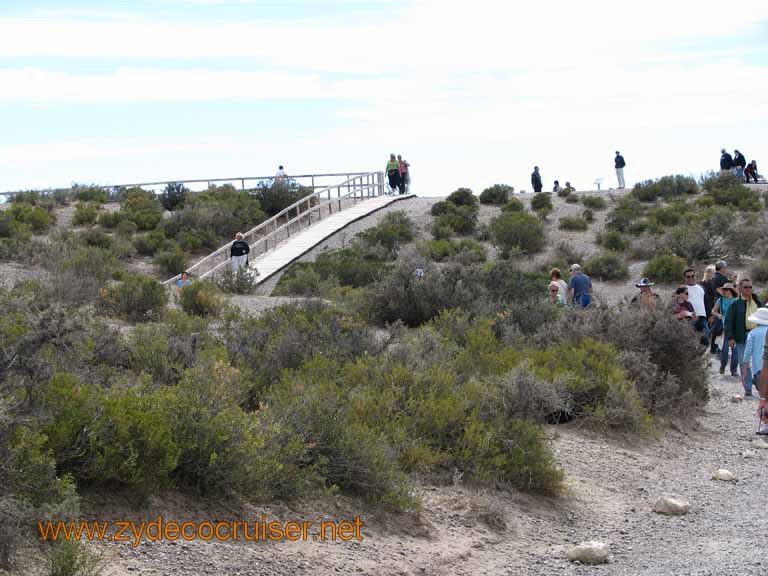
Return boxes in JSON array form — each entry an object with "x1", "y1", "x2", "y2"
[
  {"x1": 163, "y1": 171, "x2": 386, "y2": 285},
  {"x1": 0, "y1": 171, "x2": 374, "y2": 198}
]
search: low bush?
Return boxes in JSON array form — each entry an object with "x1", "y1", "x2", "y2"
[
  {"x1": 96, "y1": 211, "x2": 123, "y2": 229},
  {"x1": 252, "y1": 181, "x2": 312, "y2": 217},
  {"x1": 642, "y1": 251, "x2": 687, "y2": 283},
  {"x1": 9, "y1": 203, "x2": 56, "y2": 233},
  {"x1": 489, "y1": 211, "x2": 545, "y2": 256},
  {"x1": 558, "y1": 216, "x2": 588, "y2": 231},
  {"x1": 751, "y1": 260, "x2": 768, "y2": 283},
  {"x1": 582, "y1": 209, "x2": 594, "y2": 222},
  {"x1": 599, "y1": 230, "x2": 629, "y2": 252},
  {"x1": 155, "y1": 244, "x2": 188, "y2": 276},
  {"x1": 217, "y1": 266, "x2": 259, "y2": 294},
  {"x1": 501, "y1": 197, "x2": 524, "y2": 212},
  {"x1": 446, "y1": 187, "x2": 479, "y2": 208},
  {"x1": 73, "y1": 185, "x2": 108, "y2": 203},
  {"x1": 581, "y1": 195, "x2": 607, "y2": 210},
  {"x1": 606, "y1": 196, "x2": 645, "y2": 232},
  {"x1": 160, "y1": 182, "x2": 189, "y2": 212},
  {"x1": 116, "y1": 219, "x2": 138, "y2": 238},
  {"x1": 121, "y1": 188, "x2": 164, "y2": 231},
  {"x1": 479, "y1": 184, "x2": 513, "y2": 205},
  {"x1": 72, "y1": 202, "x2": 100, "y2": 226},
  {"x1": 583, "y1": 251, "x2": 629, "y2": 281},
  {"x1": 557, "y1": 187, "x2": 572, "y2": 198},
  {"x1": 178, "y1": 281, "x2": 223, "y2": 317},
  {"x1": 703, "y1": 173, "x2": 760, "y2": 210},
  {"x1": 79, "y1": 228, "x2": 113, "y2": 250},
  {"x1": 530, "y1": 193, "x2": 553, "y2": 216},
  {"x1": 99, "y1": 276, "x2": 167, "y2": 321},
  {"x1": 564, "y1": 194, "x2": 580, "y2": 204},
  {"x1": 632, "y1": 175, "x2": 698, "y2": 202},
  {"x1": 423, "y1": 238, "x2": 487, "y2": 263},
  {"x1": 356, "y1": 211, "x2": 414, "y2": 256},
  {"x1": 431, "y1": 204, "x2": 478, "y2": 237}
]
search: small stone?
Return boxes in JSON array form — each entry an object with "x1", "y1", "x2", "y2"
[
  {"x1": 742, "y1": 450, "x2": 756, "y2": 459},
  {"x1": 753, "y1": 438, "x2": 768, "y2": 450},
  {"x1": 566, "y1": 541, "x2": 610, "y2": 565},
  {"x1": 731, "y1": 395, "x2": 744, "y2": 403},
  {"x1": 653, "y1": 495, "x2": 690, "y2": 515},
  {"x1": 712, "y1": 468, "x2": 737, "y2": 481}
]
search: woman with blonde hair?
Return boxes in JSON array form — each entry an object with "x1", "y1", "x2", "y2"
[{"x1": 549, "y1": 268, "x2": 569, "y2": 304}]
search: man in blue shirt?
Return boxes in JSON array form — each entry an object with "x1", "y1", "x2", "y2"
[{"x1": 568, "y1": 264, "x2": 593, "y2": 308}]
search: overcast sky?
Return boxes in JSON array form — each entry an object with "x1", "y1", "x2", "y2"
[{"x1": 1, "y1": 0, "x2": 767, "y2": 196}]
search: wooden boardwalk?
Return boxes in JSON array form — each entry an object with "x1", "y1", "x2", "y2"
[{"x1": 251, "y1": 194, "x2": 414, "y2": 284}]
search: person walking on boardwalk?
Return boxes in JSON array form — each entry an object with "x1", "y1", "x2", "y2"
[
  {"x1": 230, "y1": 232, "x2": 250, "y2": 271},
  {"x1": 531, "y1": 166, "x2": 543, "y2": 193},
  {"x1": 397, "y1": 155, "x2": 410, "y2": 194},
  {"x1": 615, "y1": 151, "x2": 626, "y2": 189},
  {"x1": 386, "y1": 154, "x2": 401, "y2": 194}
]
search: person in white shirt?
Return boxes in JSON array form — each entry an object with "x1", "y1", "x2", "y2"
[
  {"x1": 275, "y1": 165, "x2": 287, "y2": 183},
  {"x1": 684, "y1": 267, "x2": 710, "y2": 345}
]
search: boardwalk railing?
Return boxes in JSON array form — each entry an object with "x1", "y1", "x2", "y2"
[{"x1": 163, "y1": 171, "x2": 387, "y2": 285}]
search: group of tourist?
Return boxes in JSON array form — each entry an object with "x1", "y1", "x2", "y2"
[
  {"x1": 385, "y1": 154, "x2": 411, "y2": 194},
  {"x1": 533, "y1": 151, "x2": 626, "y2": 194},
  {"x1": 720, "y1": 149, "x2": 760, "y2": 183}
]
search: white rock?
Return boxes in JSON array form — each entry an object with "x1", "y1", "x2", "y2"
[
  {"x1": 753, "y1": 438, "x2": 768, "y2": 450},
  {"x1": 566, "y1": 541, "x2": 610, "y2": 565},
  {"x1": 731, "y1": 395, "x2": 744, "y2": 403},
  {"x1": 653, "y1": 495, "x2": 690, "y2": 515},
  {"x1": 712, "y1": 468, "x2": 737, "y2": 481},
  {"x1": 742, "y1": 450, "x2": 756, "y2": 459}
]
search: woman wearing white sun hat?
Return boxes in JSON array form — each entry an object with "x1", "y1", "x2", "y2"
[{"x1": 742, "y1": 308, "x2": 768, "y2": 398}]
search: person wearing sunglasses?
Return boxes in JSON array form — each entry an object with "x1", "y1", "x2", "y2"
[
  {"x1": 672, "y1": 286, "x2": 695, "y2": 320},
  {"x1": 725, "y1": 278, "x2": 764, "y2": 395}
]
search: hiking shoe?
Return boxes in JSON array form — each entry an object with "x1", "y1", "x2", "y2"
[
  {"x1": 719, "y1": 367, "x2": 725, "y2": 375},
  {"x1": 745, "y1": 390, "x2": 754, "y2": 397},
  {"x1": 731, "y1": 372, "x2": 740, "y2": 378},
  {"x1": 757, "y1": 423, "x2": 768, "y2": 435}
]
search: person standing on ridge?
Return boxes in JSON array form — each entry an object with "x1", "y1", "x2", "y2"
[
  {"x1": 614, "y1": 151, "x2": 626, "y2": 189},
  {"x1": 386, "y1": 154, "x2": 401, "y2": 194},
  {"x1": 733, "y1": 150, "x2": 747, "y2": 179},
  {"x1": 531, "y1": 166, "x2": 543, "y2": 193},
  {"x1": 720, "y1": 149, "x2": 734, "y2": 176},
  {"x1": 275, "y1": 165, "x2": 287, "y2": 182},
  {"x1": 397, "y1": 155, "x2": 410, "y2": 194},
  {"x1": 230, "y1": 232, "x2": 250, "y2": 271}
]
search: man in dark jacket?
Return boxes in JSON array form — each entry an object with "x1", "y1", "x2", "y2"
[
  {"x1": 230, "y1": 232, "x2": 250, "y2": 271},
  {"x1": 720, "y1": 149, "x2": 734, "y2": 175},
  {"x1": 615, "y1": 151, "x2": 626, "y2": 189},
  {"x1": 531, "y1": 166, "x2": 543, "y2": 193},
  {"x1": 725, "y1": 277, "x2": 762, "y2": 392}
]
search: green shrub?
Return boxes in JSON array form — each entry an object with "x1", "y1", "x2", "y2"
[
  {"x1": 530, "y1": 193, "x2": 553, "y2": 214},
  {"x1": 79, "y1": 228, "x2": 112, "y2": 250},
  {"x1": 179, "y1": 281, "x2": 223, "y2": 317},
  {"x1": 356, "y1": 211, "x2": 414, "y2": 255},
  {"x1": 583, "y1": 251, "x2": 629, "y2": 280},
  {"x1": 564, "y1": 194, "x2": 580, "y2": 204},
  {"x1": 423, "y1": 238, "x2": 487, "y2": 263},
  {"x1": 100, "y1": 276, "x2": 167, "y2": 321},
  {"x1": 73, "y1": 185, "x2": 108, "y2": 203},
  {"x1": 432, "y1": 204, "x2": 478, "y2": 237},
  {"x1": 599, "y1": 230, "x2": 629, "y2": 252},
  {"x1": 217, "y1": 266, "x2": 259, "y2": 295},
  {"x1": 96, "y1": 211, "x2": 123, "y2": 229},
  {"x1": 666, "y1": 209, "x2": 732, "y2": 263},
  {"x1": 155, "y1": 244, "x2": 188, "y2": 276},
  {"x1": 501, "y1": 197, "x2": 524, "y2": 212},
  {"x1": 557, "y1": 187, "x2": 572, "y2": 198},
  {"x1": 115, "y1": 219, "x2": 138, "y2": 237},
  {"x1": 489, "y1": 212, "x2": 545, "y2": 256},
  {"x1": 582, "y1": 209, "x2": 594, "y2": 222},
  {"x1": 273, "y1": 263, "x2": 334, "y2": 297},
  {"x1": 750, "y1": 260, "x2": 768, "y2": 283},
  {"x1": 252, "y1": 181, "x2": 312, "y2": 217},
  {"x1": 48, "y1": 540, "x2": 103, "y2": 576},
  {"x1": 423, "y1": 238, "x2": 457, "y2": 262},
  {"x1": 581, "y1": 195, "x2": 607, "y2": 210},
  {"x1": 558, "y1": 216, "x2": 588, "y2": 231},
  {"x1": 703, "y1": 174, "x2": 760, "y2": 210},
  {"x1": 446, "y1": 187, "x2": 478, "y2": 208},
  {"x1": 121, "y1": 188, "x2": 164, "y2": 231},
  {"x1": 9, "y1": 203, "x2": 55, "y2": 233},
  {"x1": 160, "y1": 182, "x2": 188, "y2": 212},
  {"x1": 606, "y1": 196, "x2": 645, "y2": 232},
  {"x1": 632, "y1": 175, "x2": 698, "y2": 202},
  {"x1": 648, "y1": 204, "x2": 682, "y2": 228},
  {"x1": 72, "y1": 202, "x2": 99, "y2": 226},
  {"x1": 642, "y1": 251, "x2": 687, "y2": 283},
  {"x1": 479, "y1": 184, "x2": 513, "y2": 205}
]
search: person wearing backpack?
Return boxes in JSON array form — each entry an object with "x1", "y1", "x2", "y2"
[{"x1": 614, "y1": 151, "x2": 626, "y2": 189}]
